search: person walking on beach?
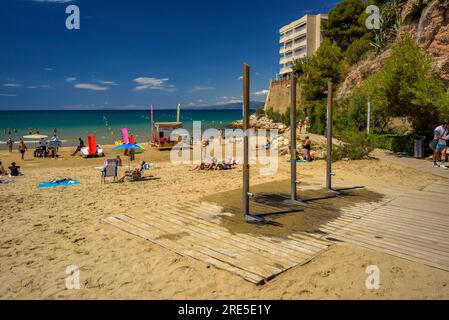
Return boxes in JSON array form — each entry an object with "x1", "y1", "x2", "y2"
[
  {"x1": 71, "y1": 138, "x2": 85, "y2": 156},
  {"x1": 304, "y1": 118, "x2": 310, "y2": 134},
  {"x1": 6, "y1": 138, "x2": 13, "y2": 153},
  {"x1": 28, "y1": 128, "x2": 33, "y2": 135},
  {"x1": 432, "y1": 120, "x2": 449, "y2": 169},
  {"x1": 18, "y1": 139, "x2": 27, "y2": 160},
  {"x1": 297, "y1": 120, "x2": 303, "y2": 134}
]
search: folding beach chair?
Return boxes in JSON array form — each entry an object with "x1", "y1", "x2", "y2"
[{"x1": 101, "y1": 159, "x2": 119, "y2": 184}]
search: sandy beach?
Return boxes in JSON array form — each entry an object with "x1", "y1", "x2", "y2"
[{"x1": 1, "y1": 140, "x2": 449, "y2": 300}]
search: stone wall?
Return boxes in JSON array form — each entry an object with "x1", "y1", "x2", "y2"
[{"x1": 264, "y1": 79, "x2": 301, "y2": 115}]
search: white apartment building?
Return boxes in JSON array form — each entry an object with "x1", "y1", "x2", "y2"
[{"x1": 279, "y1": 14, "x2": 328, "y2": 76}]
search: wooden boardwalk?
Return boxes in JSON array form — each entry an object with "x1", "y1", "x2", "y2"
[
  {"x1": 314, "y1": 179, "x2": 449, "y2": 272},
  {"x1": 104, "y1": 178, "x2": 449, "y2": 284},
  {"x1": 104, "y1": 202, "x2": 332, "y2": 285}
]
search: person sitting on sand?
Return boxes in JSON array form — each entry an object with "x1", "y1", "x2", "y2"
[
  {"x1": 303, "y1": 136, "x2": 313, "y2": 161},
  {"x1": 0, "y1": 161, "x2": 7, "y2": 176},
  {"x1": 71, "y1": 138, "x2": 85, "y2": 156},
  {"x1": 8, "y1": 162, "x2": 22, "y2": 177},
  {"x1": 39, "y1": 138, "x2": 47, "y2": 155},
  {"x1": 118, "y1": 161, "x2": 147, "y2": 182}
]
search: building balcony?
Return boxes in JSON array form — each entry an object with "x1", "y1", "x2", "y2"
[
  {"x1": 280, "y1": 56, "x2": 294, "y2": 65},
  {"x1": 280, "y1": 27, "x2": 307, "y2": 44},
  {"x1": 280, "y1": 66, "x2": 293, "y2": 75}
]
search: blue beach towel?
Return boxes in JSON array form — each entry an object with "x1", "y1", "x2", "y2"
[{"x1": 37, "y1": 179, "x2": 80, "y2": 189}]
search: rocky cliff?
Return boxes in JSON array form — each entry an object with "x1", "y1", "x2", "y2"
[{"x1": 337, "y1": 0, "x2": 449, "y2": 98}]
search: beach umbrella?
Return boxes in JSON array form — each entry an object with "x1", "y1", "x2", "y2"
[
  {"x1": 23, "y1": 134, "x2": 48, "y2": 140},
  {"x1": 23, "y1": 134, "x2": 49, "y2": 148},
  {"x1": 112, "y1": 143, "x2": 144, "y2": 170}
]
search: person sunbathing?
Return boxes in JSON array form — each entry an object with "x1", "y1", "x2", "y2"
[
  {"x1": 215, "y1": 157, "x2": 237, "y2": 171},
  {"x1": 190, "y1": 157, "x2": 217, "y2": 171},
  {"x1": 118, "y1": 161, "x2": 148, "y2": 182}
]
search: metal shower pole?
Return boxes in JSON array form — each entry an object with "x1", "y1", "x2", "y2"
[
  {"x1": 326, "y1": 81, "x2": 335, "y2": 192},
  {"x1": 243, "y1": 64, "x2": 250, "y2": 218},
  {"x1": 290, "y1": 73, "x2": 297, "y2": 202}
]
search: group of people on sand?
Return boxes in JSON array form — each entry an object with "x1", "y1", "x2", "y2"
[
  {"x1": 190, "y1": 156, "x2": 238, "y2": 171},
  {"x1": 6, "y1": 138, "x2": 28, "y2": 160},
  {"x1": 0, "y1": 161, "x2": 22, "y2": 177},
  {"x1": 432, "y1": 119, "x2": 449, "y2": 169},
  {"x1": 297, "y1": 118, "x2": 310, "y2": 135}
]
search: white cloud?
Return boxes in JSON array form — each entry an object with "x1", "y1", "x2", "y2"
[
  {"x1": 190, "y1": 85, "x2": 215, "y2": 93},
  {"x1": 74, "y1": 83, "x2": 108, "y2": 91},
  {"x1": 3, "y1": 83, "x2": 21, "y2": 87},
  {"x1": 217, "y1": 96, "x2": 243, "y2": 104},
  {"x1": 133, "y1": 77, "x2": 175, "y2": 92},
  {"x1": 44, "y1": 67, "x2": 53, "y2": 71},
  {"x1": 238, "y1": 76, "x2": 243, "y2": 81},
  {"x1": 0, "y1": 93, "x2": 17, "y2": 97},
  {"x1": 66, "y1": 77, "x2": 77, "y2": 82},
  {"x1": 253, "y1": 89, "x2": 269, "y2": 96},
  {"x1": 28, "y1": 85, "x2": 52, "y2": 89},
  {"x1": 100, "y1": 81, "x2": 118, "y2": 85}
]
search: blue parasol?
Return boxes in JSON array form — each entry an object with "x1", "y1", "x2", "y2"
[
  {"x1": 112, "y1": 143, "x2": 144, "y2": 171},
  {"x1": 112, "y1": 143, "x2": 142, "y2": 151}
]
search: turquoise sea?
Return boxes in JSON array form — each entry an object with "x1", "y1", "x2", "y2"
[{"x1": 0, "y1": 109, "x2": 252, "y2": 148}]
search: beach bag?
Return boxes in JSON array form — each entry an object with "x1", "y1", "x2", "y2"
[{"x1": 429, "y1": 139, "x2": 438, "y2": 150}]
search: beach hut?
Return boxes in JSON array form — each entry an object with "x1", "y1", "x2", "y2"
[{"x1": 151, "y1": 122, "x2": 185, "y2": 150}]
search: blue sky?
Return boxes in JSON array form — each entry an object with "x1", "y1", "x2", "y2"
[{"x1": 0, "y1": 0, "x2": 337, "y2": 110}]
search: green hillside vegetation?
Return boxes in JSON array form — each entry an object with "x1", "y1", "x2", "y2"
[{"x1": 267, "y1": 0, "x2": 449, "y2": 157}]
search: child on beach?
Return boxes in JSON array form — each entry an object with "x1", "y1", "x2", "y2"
[{"x1": 18, "y1": 139, "x2": 27, "y2": 160}]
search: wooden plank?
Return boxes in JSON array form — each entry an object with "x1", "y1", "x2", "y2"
[
  {"x1": 149, "y1": 209, "x2": 316, "y2": 261},
  {"x1": 328, "y1": 234, "x2": 449, "y2": 272},
  {"x1": 167, "y1": 202, "x2": 331, "y2": 253},
  {"x1": 132, "y1": 210, "x2": 304, "y2": 268},
  {"x1": 388, "y1": 197, "x2": 449, "y2": 215},
  {"x1": 327, "y1": 225, "x2": 449, "y2": 264},
  {"x1": 331, "y1": 208, "x2": 449, "y2": 237},
  {"x1": 103, "y1": 217, "x2": 264, "y2": 284},
  {"x1": 158, "y1": 203, "x2": 321, "y2": 259},
  {"x1": 119, "y1": 214, "x2": 285, "y2": 278},
  {"x1": 323, "y1": 219, "x2": 449, "y2": 255}
]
